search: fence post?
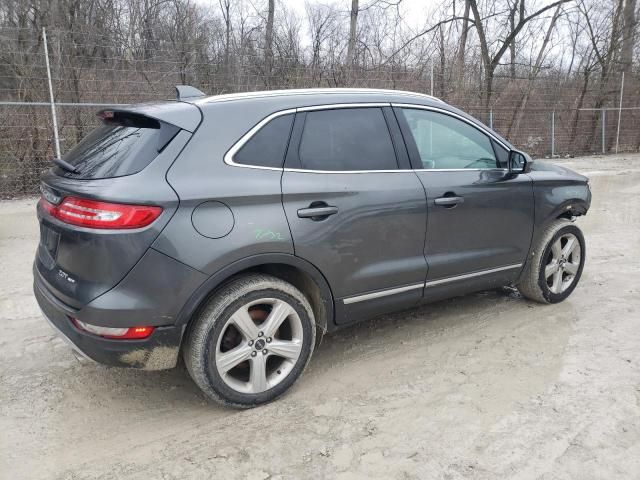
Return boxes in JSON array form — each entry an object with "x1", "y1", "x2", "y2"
[
  {"x1": 43, "y1": 27, "x2": 61, "y2": 160},
  {"x1": 615, "y1": 72, "x2": 624, "y2": 154},
  {"x1": 601, "y1": 109, "x2": 606, "y2": 154},
  {"x1": 489, "y1": 109, "x2": 493, "y2": 129},
  {"x1": 551, "y1": 110, "x2": 555, "y2": 157}
]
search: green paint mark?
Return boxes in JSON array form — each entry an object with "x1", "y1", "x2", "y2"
[{"x1": 255, "y1": 228, "x2": 284, "y2": 241}]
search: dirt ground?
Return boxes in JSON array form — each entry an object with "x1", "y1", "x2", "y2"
[{"x1": 1, "y1": 154, "x2": 639, "y2": 480}]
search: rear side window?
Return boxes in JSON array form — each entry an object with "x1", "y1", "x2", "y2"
[
  {"x1": 57, "y1": 111, "x2": 179, "y2": 179},
  {"x1": 298, "y1": 108, "x2": 397, "y2": 171},
  {"x1": 234, "y1": 113, "x2": 294, "y2": 168}
]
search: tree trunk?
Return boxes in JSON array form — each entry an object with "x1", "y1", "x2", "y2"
[
  {"x1": 347, "y1": 0, "x2": 358, "y2": 82},
  {"x1": 621, "y1": 0, "x2": 637, "y2": 75},
  {"x1": 455, "y1": 0, "x2": 471, "y2": 88},
  {"x1": 220, "y1": 0, "x2": 232, "y2": 89},
  {"x1": 509, "y1": 3, "x2": 517, "y2": 80},
  {"x1": 265, "y1": 0, "x2": 275, "y2": 86},
  {"x1": 468, "y1": 0, "x2": 493, "y2": 108},
  {"x1": 439, "y1": 24, "x2": 446, "y2": 99}
]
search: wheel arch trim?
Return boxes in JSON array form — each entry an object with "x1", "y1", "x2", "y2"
[
  {"x1": 542, "y1": 198, "x2": 589, "y2": 227},
  {"x1": 175, "y1": 253, "x2": 335, "y2": 332}
]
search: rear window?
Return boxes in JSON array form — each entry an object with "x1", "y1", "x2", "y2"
[{"x1": 56, "y1": 111, "x2": 180, "y2": 179}]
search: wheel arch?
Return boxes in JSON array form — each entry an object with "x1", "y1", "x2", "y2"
[
  {"x1": 535, "y1": 197, "x2": 589, "y2": 241},
  {"x1": 551, "y1": 198, "x2": 589, "y2": 220},
  {"x1": 518, "y1": 197, "x2": 587, "y2": 285},
  {"x1": 175, "y1": 253, "x2": 335, "y2": 336}
]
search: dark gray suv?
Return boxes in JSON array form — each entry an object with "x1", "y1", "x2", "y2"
[{"x1": 34, "y1": 87, "x2": 591, "y2": 407}]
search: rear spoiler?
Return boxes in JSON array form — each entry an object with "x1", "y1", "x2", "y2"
[{"x1": 97, "y1": 100, "x2": 202, "y2": 133}]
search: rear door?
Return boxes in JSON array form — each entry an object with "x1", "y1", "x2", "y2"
[
  {"x1": 394, "y1": 106, "x2": 534, "y2": 298},
  {"x1": 281, "y1": 105, "x2": 428, "y2": 324}
]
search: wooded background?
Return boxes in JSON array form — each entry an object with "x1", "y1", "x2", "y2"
[{"x1": 0, "y1": 0, "x2": 638, "y2": 197}]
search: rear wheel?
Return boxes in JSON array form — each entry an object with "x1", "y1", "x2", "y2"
[
  {"x1": 518, "y1": 219, "x2": 586, "y2": 303},
  {"x1": 183, "y1": 274, "x2": 316, "y2": 408}
]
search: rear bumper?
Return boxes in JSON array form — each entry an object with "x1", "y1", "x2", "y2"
[{"x1": 34, "y1": 273, "x2": 183, "y2": 370}]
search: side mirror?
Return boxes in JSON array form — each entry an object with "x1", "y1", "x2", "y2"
[{"x1": 508, "y1": 150, "x2": 529, "y2": 174}]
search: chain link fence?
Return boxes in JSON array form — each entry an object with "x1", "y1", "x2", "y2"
[{"x1": 1, "y1": 25, "x2": 639, "y2": 198}]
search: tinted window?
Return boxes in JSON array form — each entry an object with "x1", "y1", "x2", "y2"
[
  {"x1": 400, "y1": 108, "x2": 498, "y2": 170},
  {"x1": 59, "y1": 112, "x2": 179, "y2": 179},
  {"x1": 234, "y1": 113, "x2": 294, "y2": 168},
  {"x1": 492, "y1": 139, "x2": 509, "y2": 168},
  {"x1": 299, "y1": 108, "x2": 397, "y2": 171}
]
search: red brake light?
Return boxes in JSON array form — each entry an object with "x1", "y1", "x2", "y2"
[{"x1": 40, "y1": 196, "x2": 162, "y2": 229}]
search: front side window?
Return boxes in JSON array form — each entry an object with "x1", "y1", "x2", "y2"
[
  {"x1": 399, "y1": 108, "x2": 498, "y2": 170},
  {"x1": 298, "y1": 108, "x2": 398, "y2": 171},
  {"x1": 234, "y1": 113, "x2": 294, "y2": 168}
]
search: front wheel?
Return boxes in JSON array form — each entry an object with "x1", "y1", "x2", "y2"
[
  {"x1": 183, "y1": 274, "x2": 316, "y2": 408},
  {"x1": 518, "y1": 219, "x2": 586, "y2": 304}
]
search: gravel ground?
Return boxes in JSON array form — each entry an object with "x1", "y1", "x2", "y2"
[{"x1": 1, "y1": 154, "x2": 639, "y2": 480}]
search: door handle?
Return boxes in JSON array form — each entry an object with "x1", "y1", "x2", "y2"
[
  {"x1": 297, "y1": 204, "x2": 338, "y2": 220},
  {"x1": 434, "y1": 196, "x2": 464, "y2": 207}
]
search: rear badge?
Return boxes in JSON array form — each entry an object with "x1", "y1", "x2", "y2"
[
  {"x1": 57, "y1": 269, "x2": 76, "y2": 284},
  {"x1": 40, "y1": 184, "x2": 61, "y2": 204}
]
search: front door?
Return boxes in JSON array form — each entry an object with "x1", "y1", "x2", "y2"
[
  {"x1": 395, "y1": 106, "x2": 534, "y2": 297},
  {"x1": 281, "y1": 106, "x2": 428, "y2": 324}
]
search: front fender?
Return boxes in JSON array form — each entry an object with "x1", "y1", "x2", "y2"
[
  {"x1": 524, "y1": 181, "x2": 590, "y2": 275},
  {"x1": 528, "y1": 164, "x2": 591, "y2": 233}
]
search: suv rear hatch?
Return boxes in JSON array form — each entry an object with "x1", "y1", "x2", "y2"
[{"x1": 35, "y1": 102, "x2": 201, "y2": 308}]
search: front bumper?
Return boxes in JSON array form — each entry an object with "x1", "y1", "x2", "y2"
[{"x1": 34, "y1": 274, "x2": 183, "y2": 370}]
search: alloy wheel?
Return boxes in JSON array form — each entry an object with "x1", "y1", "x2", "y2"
[
  {"x1": 214, "y1": 298, "x2": 304, "y2": 394},
  {"x1": 544, "y1": 233, "x2": 581, "y2": 294}
]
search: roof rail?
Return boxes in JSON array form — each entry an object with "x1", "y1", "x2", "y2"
[
  {"x1": 202, "y1": 88, "x2": 445, "y2": 104},
  {"x1": 175, "y1": 85, "x2": 206, "y2": 101}
]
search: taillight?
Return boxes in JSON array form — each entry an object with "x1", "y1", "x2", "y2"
[
  {"x1": 71, "y1": 318, "x2": 155, "y2": 340},
  {"x1": 40, "y1": 196, "x2": 162, "y2": 229}
]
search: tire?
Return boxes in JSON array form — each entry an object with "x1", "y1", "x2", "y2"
[
  {"x1": 518, "y1": 219, "x2": 586, "y2": 304},
  {"x1": 183, "y1": 274, "x2": 316, "y2": 408}
]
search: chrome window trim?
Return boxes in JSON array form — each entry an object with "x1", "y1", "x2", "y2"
[
  {"x1": 413, "y1": 168, "x2": 509, "y2": 173},
  {"x1": 284, "y1": 168, "x2": 410, "y2": 174},
  {"x1": 391, "y1": 102, "x2": 511, "y2": 151},
  {"x1": 297, "y1": 102, "x2": 389, "y2": 112},
  {"x1": 224, "y1": 103, "x2": 395, "y2": 171},
  {"x1": 223, "y1": 108, "x2": 296, "y2": 171},
  {"x1": 224, "y1": 102, "x2": 513, "y2": 172},
  {"x1": 342, "y1": 263, "x2": 523, "y2": 304}
]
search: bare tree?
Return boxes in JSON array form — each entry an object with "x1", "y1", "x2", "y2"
[{"x1": 468, "y1": 0, "x2": 573, "y2": 107}]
